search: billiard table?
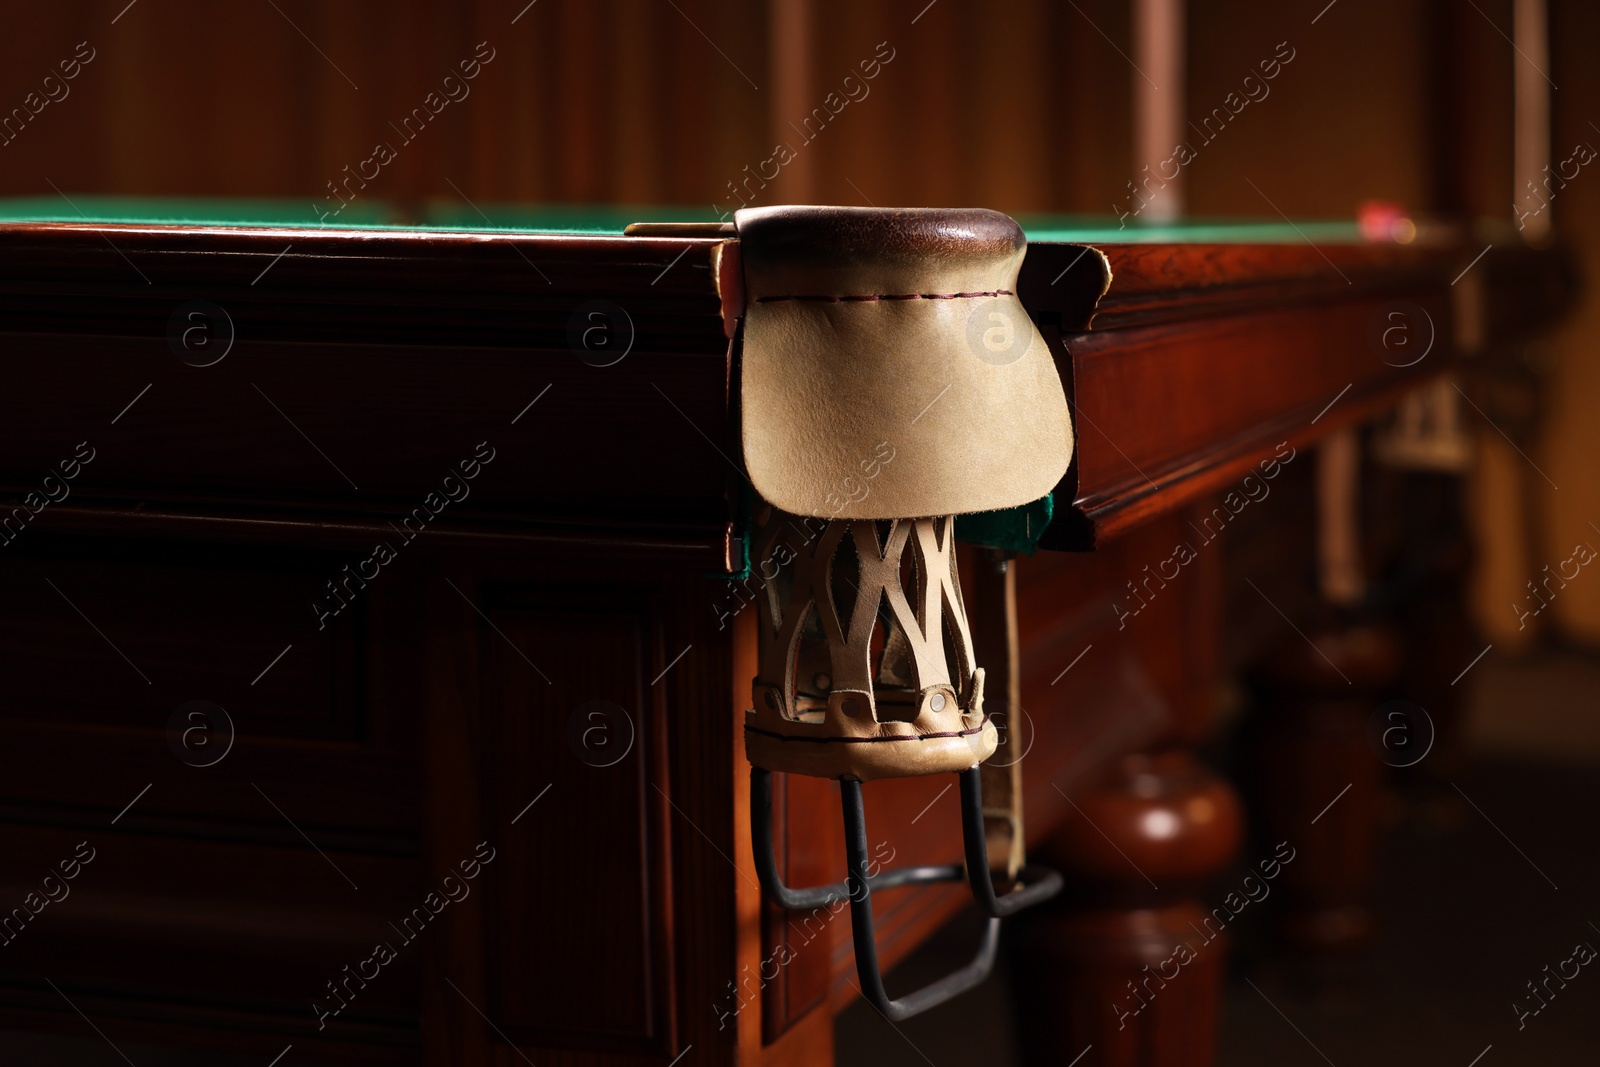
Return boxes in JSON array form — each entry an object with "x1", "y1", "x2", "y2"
[{"x1": 0, "y1": 199, "x2": 1568, "y2": 1066}]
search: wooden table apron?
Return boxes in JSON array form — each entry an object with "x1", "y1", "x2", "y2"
[{"x1": 0, "y1": 220, "x2": 1521, "y2": 1065}]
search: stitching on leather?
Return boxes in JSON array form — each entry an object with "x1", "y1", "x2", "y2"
[
  {"x1": 744, "y1": 716, "x2": 989, "y2": 745},
  {"x1": 754, "y1": 289, "x2": 1014, "y2": 304}
]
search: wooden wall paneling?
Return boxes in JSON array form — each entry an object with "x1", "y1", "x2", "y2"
[
  {"x1": 553, "y1": 0, "x2": 607, "y2": 203},
  {"x1": 0, "y1": 5, "x2": 101, "y2": 193},
  {"x1": 696, "y1": 0, "x2": 770, "y2": 215},
  {"x1": 766, "y1": 0, "x2": 813, "y2": 204},
  {"x1": 229, "y1": 5, "x2": 316, "y2": 198},
  {"x1": 795, "y1": 0, "x2": 873, "y2": 206},
  {"x1": 897, "y1": 0, "x2": 963, "y2": 207},
  {"x1": 771, "y1": 0, "x2": 1131, "y2": 214},
  {"x1": 660, "y1": 2, "x2": 720, "y2": 209},
  {"x1": 1425, "y1": 0, "x2": 1469, "y2": 217},
  {"x1": 972, "y1": 0, "x2": 1052, "y2": 211},
  {"x1": 612, "y1": 0, "x2": 668, "y2": 206},
  {"x1": 1450, "y1": 0, "x2": 1517, "y2": 218},
  {"x1": 0, "y1": 0, "x2": 1490, "y2": 222},
  {"x1": 297, "y1": 2, "x2": 374, "y2": 207},
  {"x1": 101, "y1": 1, "x2": 168, "y2": 194},
  {"x1": 797, "y1": 0, "x2": 869, "y2": 205},
  {"x1": 0, "y1": 0, "x2": 1151, "y2": 216},
  {"x1": 450, "y1": 0, "x2": 493, "y2": 204},
  {"x1": 1183, "y1": 0, "x2": 1433, "y2": 218},
  {"x1": 1511, "y1": 0, "x2": 1552, "y2": 243},
  {"x1": 1052, "y1": 0, "x2": 1138, "y2": 218},
  {"x1": 493, "y1": 0, "x2": 554, "y2": 202},
  {"x1": 374, "y1": 0, "x2": 453, "y2": 208},
  {"x1": 459, "y1": 0, "x2": 499, "y2": 202}
]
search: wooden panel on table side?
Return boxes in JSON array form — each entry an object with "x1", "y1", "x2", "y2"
[
  {"x1": 0, "y1": 821, "x2": 422, "y2": 1026},
  {"x1": 0, "y1": 227, "x2": 726, "y2": 349},
  {"x1": 0, "y1": 536, "x2": 359, "y2": 736},
  {"x1": 426, "y1": 560, "x2": 756, "y2": 1066},
  {"x1": 0, "y1": 533, "x2": 418, "y2": 836},
  {"x1": 655, "y1": 571, "x2": 744, "y2": 1067},
  {"x1": 1089, "y1": 241, "x2": 1457, "y2": 325},
  {"x1": 0, "y1": 338, "x2": 729, "y2": 529},
  {"x1": 1020, "y1": 238, "x2": 1459, "y2": 327},
  {"x1": 0, "y1": 226, "x2": 735, "y2": 541},
  {"x1": 1016, "y1": 236, "x2": 1474, "y2": 549},
  {"x1": 0, "y1": 531, "x2": 430, "y2": 1061},
  {"x1": 475, "y1": 582, "x2": 673, "y2": 1056},
  {"x1": 415, "y1": 512, "x2": 739, "y2": 1059},
  {"x1": 1061, "y1": 292, "x2": 1453, "y2": 543}
]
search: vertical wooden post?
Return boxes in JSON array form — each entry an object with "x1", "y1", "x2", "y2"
[
  {"x1": 1248, "y1": 431, "x2": 1400, "y2": 962},
  {"x1": 1512, "y1": 0, "x2": 1551, "y2": 242},
  {"x1": 768, "y1": 0, "x2": 816, "y2": 202},
  {"x1": 1003, "y1": 512, "x2": 1244, "y2": 1067},
  {"x1": 1132, "y1": 0, "x2": 1186, "y2": 222}
]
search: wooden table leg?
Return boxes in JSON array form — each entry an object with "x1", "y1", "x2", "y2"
[
  {"x1": 1247, "y1": 619, "x2": 1399, "y2": 956},
  {"x1": 1007, "y1": 749, "x2": 1243, "y2": 1066},
  {"x1": 1241, "y1": 430, "x2": 1401, "y2": 963}
]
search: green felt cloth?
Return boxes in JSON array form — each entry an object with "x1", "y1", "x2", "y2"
[
  {"x1": 722, "y1": 493, "x2": 1054, "y2": 583},
  {"x1": 0, "y1": 196, "x2": 711, "y2": 234},
  {"x1": 0, "y1": 196, "x2": 397, "y2": 228},
  {"x1": 1015, "y1": 213, "x2": 1366, "y2": 245},
  {"x1": 417, "y1": 202, "x2": 718, "y2": 233},
  {"x1": 955, "y1": 494, "x2": 1055, "y2": 554},
  {"x1": 0, "y1": 197, "x2": 1369, "y2": 246}
]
